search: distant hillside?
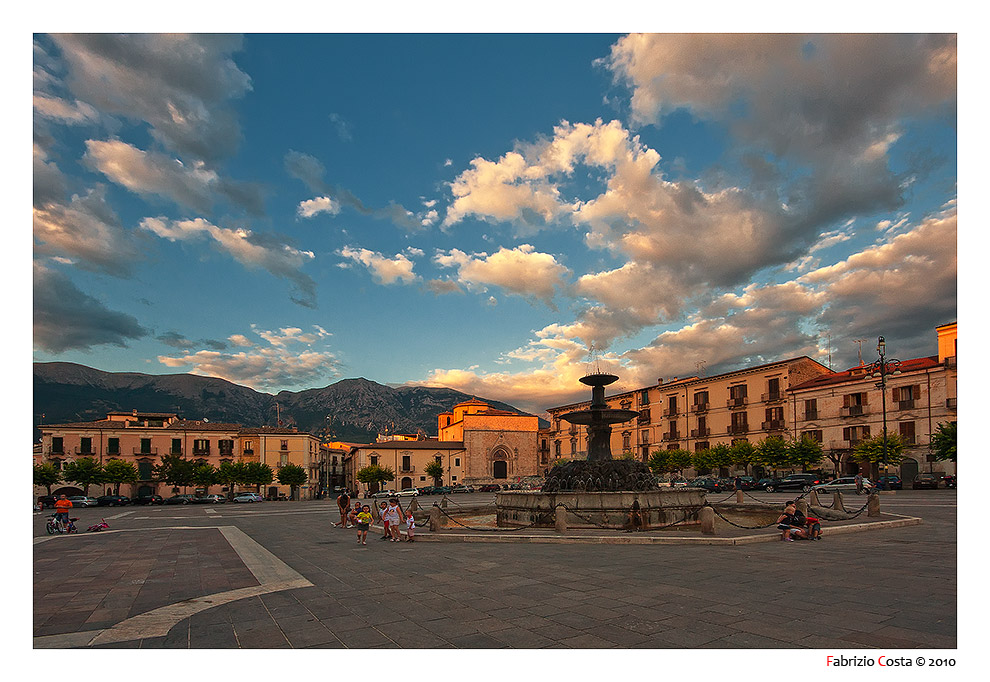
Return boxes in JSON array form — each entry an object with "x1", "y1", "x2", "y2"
[{"x1": 33, "y1": 362, "x2": 543, "y2": 442}]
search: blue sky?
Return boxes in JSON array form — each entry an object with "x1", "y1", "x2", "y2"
[{"x1": 32, "y1": 31, "x2": 958, "y2": 414}]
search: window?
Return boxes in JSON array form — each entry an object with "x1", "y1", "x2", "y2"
[
  {"x1": 555, "y1": 441, "x2": 561, "y2": 457},
  {"x1": 695, "y1": 441, "x2": 709, "y2": 452},
  {"x1": 730, "y1": 411, "x2": 748, "y2": 434},
  {"x1": 804, "y1": 399, "x2": 818, "y2": 420},
  {"x1": 171, "y1": 438, "x2": 182, "y2": 455},
  {"x1": 452, "y1": 476, "x2": 457, "y2": 481},
  {"x1": 370, "y1": 456, "x2": 378, "y2": 466},
  {"x1": 107, "y1": 438, "x2": 120, "y2": 455},
  {"x1": 640, "y1": 389, "x2": 650, "y2": 406},
  {"x1": 402, "y1": 456, "x2": 411, "y2": 471},
  {"x1": 638, "y1": 408, "x2": 651, "y2": 424},
  {"x1": 280, "y1": 440, "x2": 288, "y2": 451},
  {"x1": 193, "y1": 439, "x2": 210, "y2": 455},
  {"x1": 843, "y1": 393, "x2": 869, "y2": 416},
  {"x1": 280, "y1": 453, "x2": 288, "y2": 467},
  {"x1": 694, "y1": 391, "x2": 709, "y2": 411},
  {"x1": 139, "y1": 438, "x2": 152, "y2": 454},
  {"x1": 843, "y1": 425, "x2": 871, "y2": 444},
  {"x1": 666, "y1": 395, "x2": 678, "y2": 416},
  {"x1": 243, "y1": 440, "x2": 254, "y2": 454},
  {"x1": 219, "y1": 439, "x2": 234, "y2": 455},
  {"x1": 570, "y1": 439, "x2": 577, "y2": 455},
  {"x1": 693, "y1": 416, "x2": 708, "y2": 438},
  {"x1": 50, "y1": 437, "x2": 63, "y2": 454},
  {"x1": 893, "y1": 385, "x2": 920, "y2": 409},
  {"x1": 729, "y1": 384, "x2": 748, "y2": 407},
  {"x1": 80, "y1": 437, "x2": 93, "y2": 454},
  {"x1": 454, "y1": 458, "x2": 461, "y2": 467},
  {"x1": 801, "y1": 430, "x2": 823, "y2": 443},
  {"x1": 899, "y1": 421, "x2": 916, "y2": 444},
  {"x1": 765, "y1": 377, "x2": 781, "y2": 401},
  {"x1": 622, "y1": 432, "x2": 631, "y2": 450},
  {"x1": 138, "y1": 461, "x2": 153, "y2": 480},
  {"x1": 764, "y1": 406, "x2": 784, "y2": 430}
]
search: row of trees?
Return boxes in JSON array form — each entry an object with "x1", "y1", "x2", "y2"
[
  {"x1": 33, "y1": 455, "x2": 310, "y2": 499},
  {"x1": 353, "y1": 460, "x2": 447, "y2": 493}
]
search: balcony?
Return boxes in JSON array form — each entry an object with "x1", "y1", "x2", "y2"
[
  {"x1": 726, "y1": 397, "x2": 747, "y2": 409},
  {"x1": 242, "y1": 448, "x2": 254, "y2": 455},
  {"x1": 840, "y1": 405, "x2": 867, "y2": 417},
  {"x1": 690, "y1": 428, "x2": 710, "y2": 438},
  {"x1": 900, "y1": 435, "x2": 917, "y2": 445},
  {"x1": 661, "y1": 432, "x2": 680, "y2": 442},
  {"x1": 692, "y1": 402, "x2": 709, "y2": 414},
  {"x1": 762, "y1": 392, "x2": 784, "y2": 403},
  {"x1": 761, "y1": 420, "x2": 786, "y2": 431},
  {"x1": 804, "y1": 410, "x2": 818, "y2": 421},
  {"x1": 896, "y1": 399, "x2": 916, "y2": 410},
  {"x1": 133, "y1": 446, "x2": 158, "y2": 456},
  {"x1": 728, "y1": 424, "x2": 749, "y2": 435},
  {"x1": 399, "y1": 465, "x2": 416, "y2": 473},
  {"x1": 946, "y1": 397, "x2": 957, "y2": 410},
  {"x1": 74, "y1": 447, "x2": 96, "y2": 456},
  {"x1": 662, "y1": 408, "x2": 679, "y2": 418},
  {"x1": 637, "y1": 413, "x2": 651, "y2": 425},
  {"x1": 192, "y1": 447, "x2": 211, "y2": 457}
]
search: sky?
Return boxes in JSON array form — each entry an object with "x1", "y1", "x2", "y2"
[{"x1": 31, "y1": 30, "x2": 958, "y2": 416}]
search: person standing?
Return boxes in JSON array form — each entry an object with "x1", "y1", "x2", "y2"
[
  {"x1": 405, "y1": 510, "x2": 416, "y2": 542},
  {"x1": 356, "y1": 505, "x2": 372, "y2": 545},
  {"x1": 336, "y1": 490, "x2": 351, "y2": 528},
  {"x1": 377, "y1": 501, "x2": 390, "y2": 540},
  {"x1": 384, "y1": 498, "x2": 402, "y2": 542},
  {"x1": 855, "y1": 472, "x2": 864, "y2": 494}
]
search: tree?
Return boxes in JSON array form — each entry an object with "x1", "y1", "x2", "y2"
[
  {"x1": 154, "y1": 454, "x2": 196, "y2": 492},
  {"x1": 191, "y1": 462, "x2": 217, "y2": 494},
  {"x1": 357, "y1": 464, "x2": 395, "y2": 493},
  {"x1": 930, "y1": 421, "x2": 956, "y2": 462},
  {"x1": 708, "y1": 443, "x2": 733, "y2": 476},
  {"x1": 61, "y1": 457, "x2": 104, "y2": 496},
  {"x1": 216, "y1": 461, "x2": 247, "y2": 498},
  {"x1": 788, "y1": 435, "x2": 824, "y2": 471},
  {"x1": 755, "y1": 436, "x2": 790, "y2": 475},
  {"x1": 691, "y1": 448, "x2": 717, "y2": 476},
  {"x1": 730, "y1": 440, "x2": 757, "y2": 475},
  {"x1": 854, "y1": 434, "x2": 905, "y2": 469},
  {"x1": 102, "y1": 459, "x2": 138, "y2": 495},
  {"x1": 424, "y1": 460, "x2": 445, "y2": 486},
  {"x1": 648, "y1": 449, "x2": 692, "y2": 480},
  {"x1": 277, "y1": 463, "x2": 308, "y2": 500},
  {"x1": 34, "y1": 462, "x2": 62, "y2": 495},
  {"x1": 244, "y1": 462, "x2": 274, "y2": 494}
]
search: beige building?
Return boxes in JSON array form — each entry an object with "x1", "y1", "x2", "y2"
[
  {"x1": 546, "y1": 357, "x2": 833, "y2": 474},
  {"x1": 789, "y1": 323, "x2": 957, "y2": 480},
  {"x1": 35, "y1": 410, "x2": 323, "y2": 499},
  {"x1": 345, "y1": 399, "x2": 541, "y2": 494}
]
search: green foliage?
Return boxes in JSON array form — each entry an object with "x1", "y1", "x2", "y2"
[
  {"x1": 619, "y1": 451, "x2": 636, "y2": 460},
  {"x1": 34, "y1": 462, "x2": 62, "y2": 494},
  {"x1": 755, "y1": 436, "x2": 790, "y2": 472},
  {"x1": 788, "y1": 435, "x2": 824, "y2": 470},
  {"x1": 191, "y1": 462, "x2": 218, "y2": 492},
  {"x1": 648, "y1": 449, "x2": 691, "y2": 476},
  {"x1": 61, "y1": 457, "x2": 104, "y2": 495},
  {"x1": 102, "y1": 459, "x2": 138, "y2": 494},
  {"x1": 691, "y1": 448, "x2": 717, "y2": 475},
  {"x1": 357, "y1": 464, "x2": 395, "y2": 491},
  {"x1": 154, "y1": 454, "x2": 196, "y2": 489},
  {"x1": 276, "y1": 463, "x2": 308, "y2": 494},
  {"x1": 244, "y1": 462, "x2": 274, "y2": 491},
  {"x1": 854, "y1": 434, "x2": 905, "y2": 465},
  {"x1": 424, "y1": 460, "x2": 445, "y2": 485},
  {"x1": 216, "y1": 461, "x2": 247, "y2": 496},
  {"x1": 708, "y1": 443, "x2": 733, "y2": 471},
  {"x1": 729, "y1": 440, "x2": 757, "y2": 471},
  {"x1": 930, "y1": 421, "x2": 956, "y2": 462}
]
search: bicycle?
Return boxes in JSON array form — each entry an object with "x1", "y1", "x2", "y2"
[
  {"x1": 86, "y1": 518, "x2": 110, "y2": 532},
  {"x1": 45, "y1": 514, "x2": 78, "y2": 535}
]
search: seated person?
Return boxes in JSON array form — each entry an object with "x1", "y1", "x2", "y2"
[{"x1": 776, "y1": 500, "x2": 808, "y2": 542}]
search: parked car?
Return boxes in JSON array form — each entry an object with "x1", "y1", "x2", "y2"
[
  {"x1": 395, "y1": 488, "x2": 419, "y2": 497},
  {"x1": 450, "y1": 485, "x2": 473, "y2": 493},
  {"x1": 763, "y1": 474, "x2": 824, "y2": 493},
  {"x1": 942, "y1": 474, "x2": 956, "y2": 488},
  {"x1": 876, "y1": 475, "x2": 903, "y2": 490},
  {"x1": 689, "y1": 478, "x2": 722, "y2": 493},
  {"x1": 132, "y1": 494, "x2": 164, "y2": 505},
  {"x1": 432, "y1": 486, "x2": 454, "y2": 495},
  {"x1": 730, "y1": 476, "x2": 758, "y2": 491},
  {"x1": 371, "y1": 489, "x2": 396, "y2": 499},
  {"x1": 166, "y1": 494, "x2": 197, "y2": 505},
  {"x1": 477, "y1": 484, "x2": 501, "y2": 492},
  {"x1": 96, "y1": 494, "x2": 131, "y2": 506},
  {"x1": 416, "y1": 486, "x2": 436, "y2": 496},
  {"x1": 68, "y1": 495, "x2": 98, "y2": 507},
  {"x1": 232, "y1": 492, "x2": 264, "y2": 503},
  {"x1": 37, "y1": 495, "x2": 56, "y2": 509},
  {"x1": 912, "y1": 473, "x2": 940, "y2": 490},
  {"x1": 812, "y1": 477, "x2": 875, "y2": 495},
  {"x1": 195, "y1": 494, "x2": 226, "y2": 504}
]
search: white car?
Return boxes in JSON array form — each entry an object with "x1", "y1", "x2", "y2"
[
  {"x1": 395, "y1": 488, "x2": 419, "y2": 497},
  {"x1": 812, "y1": 477, "x2": 874, "y2": 495},
  {"x1": 371, "y1": 489, "x2": 396, "y2": 498},
  {"x1": 232, "y1": 492, "x2": 264, "y2": 503}
]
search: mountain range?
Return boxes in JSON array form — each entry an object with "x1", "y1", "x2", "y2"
[{"x1": 33, "y1": 362, "x2": 544, "y2": 443}]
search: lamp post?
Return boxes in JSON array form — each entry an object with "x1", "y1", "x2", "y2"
[{"x1": 868, "y1": 336, "x2": 901, "y2": 490}]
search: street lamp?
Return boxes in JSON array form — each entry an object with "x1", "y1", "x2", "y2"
[{"x1": 868, "y1": 336, "x2": 901, "y2": 491}]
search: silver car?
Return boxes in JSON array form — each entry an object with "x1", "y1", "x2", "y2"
[
  {"x1": 67, "y1": 495, "x2": 98, "y2": 507},
  {"x1": 812, "y1": 477, "x2": 874, "y2": 494}
]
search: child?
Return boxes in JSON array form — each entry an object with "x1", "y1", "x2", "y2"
[
  {"x1": 378, "y1": 501, "x2": 390, "y2": 540},
  {"x1": 356, "y1": 505, "x2": 372, "y2": 545},
  {"x1": 347, "y1": 502, "x2": 361, "y2": 529},
  {"x1": 405, "y1": 510, "x2": 416, "y2": 542},
  {"x1": 385, "y1": 499, "x2": 402, "y2": 541}
]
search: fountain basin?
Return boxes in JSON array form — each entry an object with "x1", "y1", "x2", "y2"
[{"x1": 496, "y1": 488, "x2": 706, "y2": 530}]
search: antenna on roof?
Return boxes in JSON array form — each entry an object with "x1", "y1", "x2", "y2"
[
  {"x1": 853, "y1": 339, "x2": 867, "y2": 366},
  {"x1": 695, "y1": 360, "x2": 707, "y2": 377}
]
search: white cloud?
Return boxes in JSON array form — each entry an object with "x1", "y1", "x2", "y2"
[
  {"x1": 297, "y1": 196, "x2": 340, "y2": 219},
  {"x1": 433, "y1": 244, "x2": 570, "y2": 304},
  {"x1": 338, "y1": 246, "x2": 419, "y2": 285},
  {"x1": 33, "y1": 93, "x2": 99, "y2": 125},
  {"x1": 228, "y1": 334, "x2": 253, "y2": 347}
]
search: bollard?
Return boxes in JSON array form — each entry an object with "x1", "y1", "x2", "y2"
[
  {"x1": 408, "y1": 497, "x2": 418, "y2": 512},
  {"x1": 700, "y1": 506, "x2": 716, "y2": 535},
  {"x1": 795, "y1": 499, "x2": 808, "y2": 516},
  {"x1": 868, "y1": 492, "x2": 881, "y2": 517},
  {"x1": 808, "y1": 490, "x2": 820, "y2": 507},
  {"x1": 554, "y1": 506, "x2": 567, "y2": 534},
  {"x1": 441, "y1": 496, "x2": 448, "y2": 508},
  {"x1": 833, "y1": 491, "x2": 846, "y2": 513},
  {"x1": 429, "y1": 504, "x2": 442, "y2": 531},
  {"x1": 736, "y1": 489, "x2": 744, "y2": 504}
]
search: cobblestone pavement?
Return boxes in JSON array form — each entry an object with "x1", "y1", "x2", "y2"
[{"x1": 33, "y1": 491, "x2": 957, "y2": 650}]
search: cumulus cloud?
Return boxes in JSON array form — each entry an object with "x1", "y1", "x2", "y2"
[
  {"x1": 33, "y1": 92, "x2": 99, "y2": 126},
  {"x1": 34, "y1": 263, "x2": 148, "y2": 353},
  {"x1": 50, "y1": 34, "x2": 252, "y2": 162},
  {"x1": 157, "y1": 323, "x2": 340, "y2": 391},
  {"x1": 297, "y1": 196, "x2": 340, "y2": 219},
  {"x1": 83, "y1": 139, "x2": 264, "y2": 215},
  {"x1": 33, "y1": 185, "x2": 143, "y2": 277},
  {"x1": 338, "y1": 246, "x2": 419, "y2": 285},
  {"x1": 33, "y1": 143, "x2": 68, "y2": 208},
  {"x1": 139, "y1": 217, "x2": 317, "y2": 307},
  {"x1": 433, "y1": 244, "x2": 570, "y2": 304}
]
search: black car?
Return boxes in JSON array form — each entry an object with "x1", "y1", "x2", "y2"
[
  {"x1": 132, "y1": 494, "x2": 164, "y2": 505},
  {"x1": 37, "y1": 495, "x2": 56, "y2": 509},
  {"x1": 942, "y1": 474, "x2": 956, "y2": 488},
  {"x1": 477, "y1": 484, "x2": 501, "y2": 492},
  {"x1": 689, "y1": 478, "x2": 723, "y2": 493},
  {"x1": 96, "y1": 494, "x2": 131, "y2": 506},
  {"x1": 912, "y1": 473, "x2": 940, "y2": 490},
  {"x1": 763, "y1": 474, "x2": 823, "y2": 493},
  {"x1": 876, "y1": 475, "x2": 902, "y2": 490}
]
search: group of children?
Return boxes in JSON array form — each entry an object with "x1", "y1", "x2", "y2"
[
  {"x1": 336, "y1": 494, "x2": 415, "y2": 545},
  {"x1": 776, "y1": 499, "x2": 822, "y2": 542}
]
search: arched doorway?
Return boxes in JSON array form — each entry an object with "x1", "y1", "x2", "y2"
[
  {"x1": 493, "y1": 460, "x2": 508, "y2": 479},
  {"x1": 401, "y1": 477, "x2": 413, "y2": 490},
  {"x1": 900, "y1": 457, "x2": 920, "y2": 483}
]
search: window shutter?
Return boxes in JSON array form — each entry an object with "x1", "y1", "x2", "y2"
[
  {"x1": 864, "y1": 426, "x2": 871, "y2": 438},
  {"x1": 892, "y1": 387, "x2": 900, "y2": 402},
  {"x1": 843, "y1": 395, "x2": 850, "y2": 408},
  {"x1": 913, "y1": 385, "x2": 921, "y2": 399},
  {"x1": 843, "y1": 427, "x2": 850, "y2": 440}
]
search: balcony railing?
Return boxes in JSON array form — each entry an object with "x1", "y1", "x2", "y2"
[
  {"x1": 728, "y1": 424, "x2": 749, "y2": 435},
  {"x1": 761, "y1": 420, "x2": 786, "y2": 431},
  {"x1": 662, "y1": 408, "x2": 679, "y2": 417},
  {"x1": 690, "y1": 428, "x2": 710, "y2": 438},
  {"x1": 74, "y1": 447, "x2": 96, "y2": 455},
  {"x1": 132, "y1": 446, "x2": 158, "y2": 455},
  {"x1": 661, "y1": 432, "x2": 680, "y2": 442},
  {"x1": 897, "y1": 399, "x2": 916, "y2": 410},
  {"x1": 840, "y1": 405, "x2": 867, "y2": 417},
  {"x1": 762, "y1": 392, "x2": 783, "y2": 403},
  {"x1": 804, "y1": 410, "x2": 818, "y2": 421},
  {"x1": 727, "y1": 397, "x2": 747, "y2": 409},
  {"x1": 399, "y1": 466, "x2": 416, "y2": 473},
  {"x1": 192, "y1": 447, "x2": 211, "y2": 456},
  {"x1": 900, "y1": 435, "x2": 917, "y2": 445},
  {"x1": 946, "y1": 397, "x2": 957, "y2": 409},
  {"x1": 637, "y1": 414, "x2": 651, "y2": 425},
  {"x1": 692, "y1": 402, "x2": 709, "y2": 414}
]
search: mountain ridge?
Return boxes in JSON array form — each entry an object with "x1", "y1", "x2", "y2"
[{"x1": 34, "y1": 362, "x2": 544, "y2": 442}]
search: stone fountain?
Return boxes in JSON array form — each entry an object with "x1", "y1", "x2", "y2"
[{"x1": 496, "y1": 371, "x2": 705, "y2": 530}]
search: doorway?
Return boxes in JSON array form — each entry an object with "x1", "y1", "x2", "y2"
[{"x1": 493, "y1": 460, "x2": 507, "y2": 479}]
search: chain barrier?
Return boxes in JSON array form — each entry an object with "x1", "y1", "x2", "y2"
[{"x1": 433, "y1": 504, "x2": 553, "y2": 532}]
